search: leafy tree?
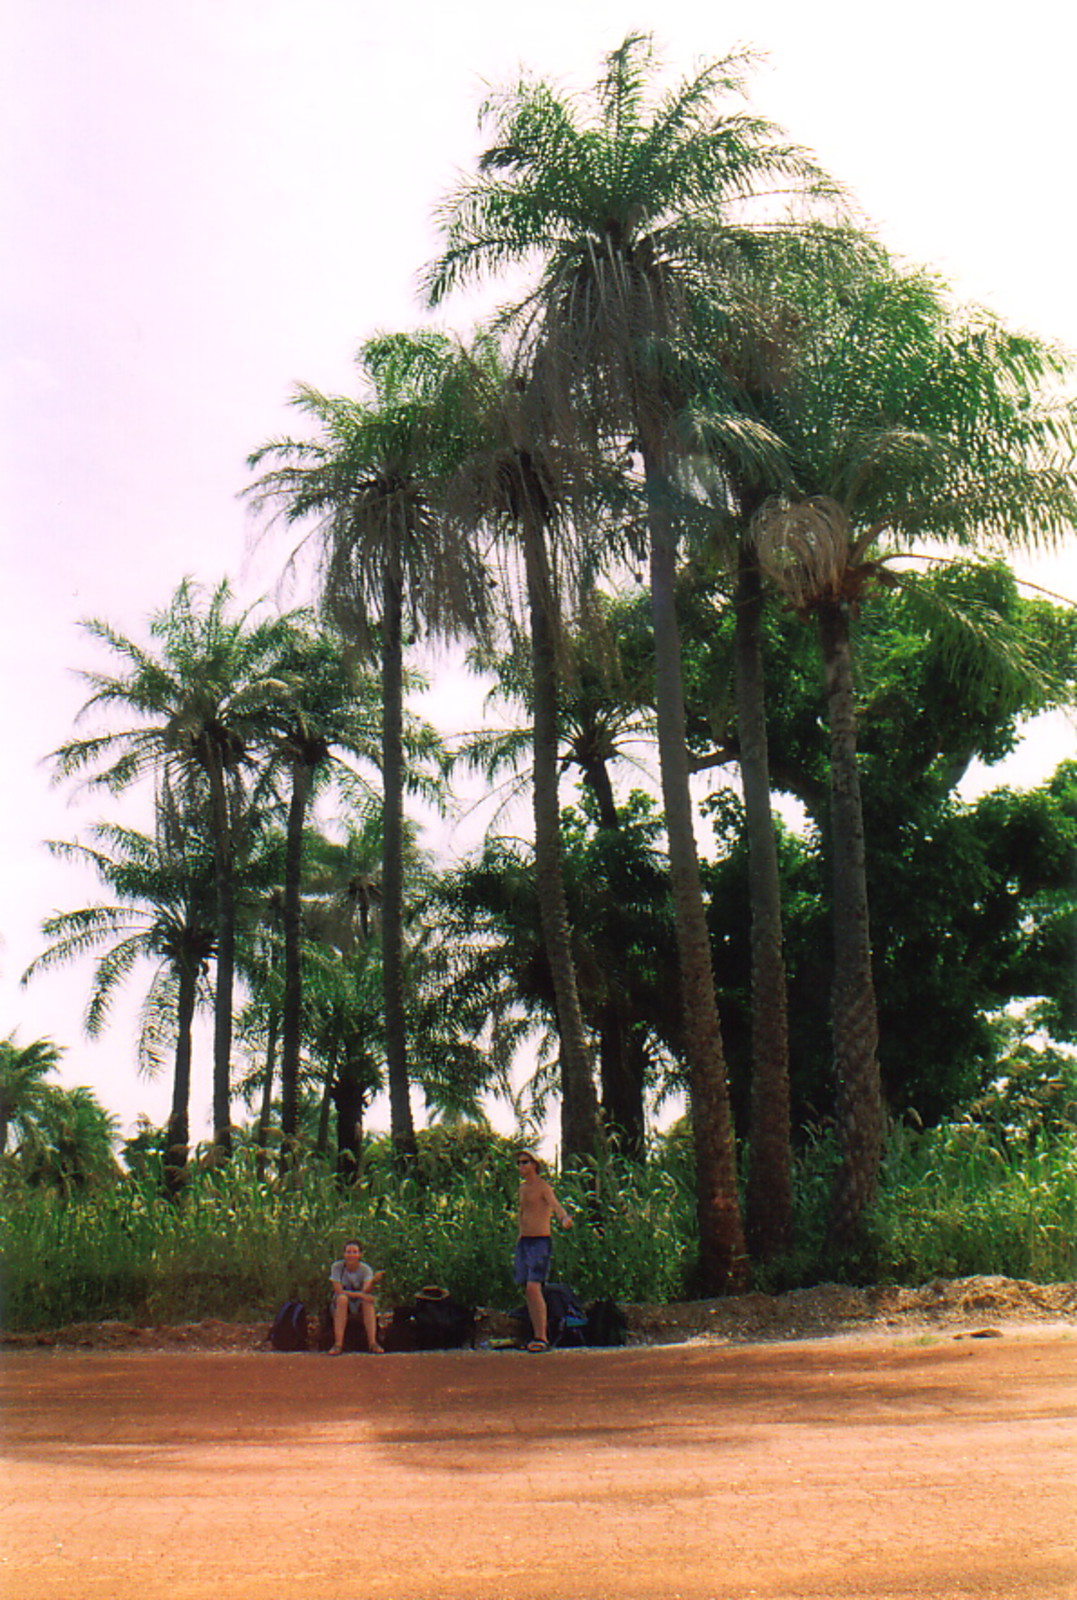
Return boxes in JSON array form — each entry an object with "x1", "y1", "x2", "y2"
[
  {"x1": 0, "y1": 1034, "x2": 64, "y2": 1158},
  {"x1": 436, "y1": 791, "x2": 681, "y2": 1154},
  {"x1": 559, "y1": 792, "x2": 682, "y2": 1153},
  {"x1": 463, "y1": 585, "x2": 659, "y2": 1150},
  {"x1": 51, "y1": 578, "x2": 298, "y2": 1154},
  {"x1": 750, "y1": 253, "x2": 1077, "y2": 1244},
  {"x1": 260, "y1": 618, "x2": 388, "y2": 1159},
  {"x1": 247, "y1": 332, "x2": 492, "y2": 1161},
  {"x1": 697, "y1": 585, "x2": 1077, "y2": 1147},
  {"x1": 437, "y1": 334, "x2": 606, "y2": 1157},
  {"x1": 427, "y1": 33, "x2": 839, "y2": 1288},
  {"x1": 15, "y1": 1085, "x2": 120, "y2": 1193},
  {"x1": 21, "y1": 792, "x2": 217, "y2": 1191},
  {"x1": 0, "y1": 1036, "x2": 118, "y2": 1192}
]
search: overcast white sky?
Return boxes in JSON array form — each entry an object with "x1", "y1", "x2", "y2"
[{"x1": 2, "y1": 0, "x2": 1074, "y2": 1144}]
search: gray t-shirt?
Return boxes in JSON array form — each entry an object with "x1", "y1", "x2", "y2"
[{"x1": 330, "y1": 1259, "x2": 374, "y2": 1297}]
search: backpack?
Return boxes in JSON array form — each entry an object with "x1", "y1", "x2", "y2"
[
  {"x1": 542, "y1": 1283, "x2": 588, "y2": 1347},
  {"x1": 584, "y1": 1297, "x2": 629, "y2": 1347},
  {"x1": 269, "y1": 1299, "x2": 309, "y2": 1352},
  {"x1": 510, "y1": 1282, "x2": 588, "y2": 1348}
]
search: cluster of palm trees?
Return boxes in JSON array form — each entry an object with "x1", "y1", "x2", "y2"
[
  {"x1": 0, "y1": 1035, "x2": 118, "y2": 1192},
  {"x1": 27, "y1": 583, "x2": 409, "y2": 1186},
  {"x1": 22, "y1": 36, "x2": 1077, "y2": 1289}
]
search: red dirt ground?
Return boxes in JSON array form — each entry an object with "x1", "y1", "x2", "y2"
[{"x1": 3, "y1": 1325, "x2": 1076, "y2": 1600}]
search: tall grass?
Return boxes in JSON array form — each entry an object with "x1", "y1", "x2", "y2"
[
  {"x1": 869, "y1": 1120, "x2": 1077, "y2": 1284},
  {"x1": 2, "y1": 1123, "x2": 1074, "y2": 1332}
]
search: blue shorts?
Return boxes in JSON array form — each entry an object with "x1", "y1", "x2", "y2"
[{"x1": 514, "y1": 1235, "x2": 552, "y2": 1285}]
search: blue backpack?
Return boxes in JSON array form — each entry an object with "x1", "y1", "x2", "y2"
[{"x1": 269, "y1": 1299, "x2": 308, "y2": 1352}]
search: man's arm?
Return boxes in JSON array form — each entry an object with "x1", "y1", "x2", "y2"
[{"x1": 546, "y1": 1182, "x2": 573, "y2": 1228}]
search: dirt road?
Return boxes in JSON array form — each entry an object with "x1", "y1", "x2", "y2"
[{"x1": 3, "y1": 1329, "x2": 1075, "y2": 1599}]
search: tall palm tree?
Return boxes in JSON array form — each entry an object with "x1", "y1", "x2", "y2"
[
  {"x1": 425, "y1": 33, "x2": 839, "y2": 1287},
  {"x1": 247, "y1": 332, "x2": 492, "y2": 1161},
  {"x1": 730, "y1": 536, "x2": 794, "y2": 1257},
  {"x1": 751, "y1": 255, "x2": 1077, "y2": 1243},
  {"x1": 438, "y1": 334, "x2": 605, "y2": 1159},
  {"x1": 21, "y1": 791, "x2": 217, "y2": 1191},
  {"x1": 463, "y1": 588, "x2": 660, "y2": 1152},
  {"x1": 676, "y1": 283, "x2": 815, "y2": 1259},
  {"x1": 51, "y1": 578, "x2": 297, "y2": 1155},
  {"x1": 261, "y1": 618, "x2": 388, "y2": 1160}
]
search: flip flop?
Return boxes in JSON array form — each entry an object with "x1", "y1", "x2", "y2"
[
  {"x1": 526, "y1": 1339, "x2": 550, "y2": 1353},
  {"x1": 328, "y1": 1346, "x2": 343, "y2": 1356}
]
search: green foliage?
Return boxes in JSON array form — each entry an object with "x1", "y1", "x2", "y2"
[
  {"x1": 869, "y1": 1120, "x2": 1077, "y2": 1284},
  {"x1": 4, "y1": 1119, "x2": 1074, "y2": 1331},
  {"x1": 0, "y1": 1036, "x2": 119, "y2": 1196}
]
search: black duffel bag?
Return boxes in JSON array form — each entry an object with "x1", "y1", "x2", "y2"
[{"x1": 382, "y1": 1286, "x2": 476, "y2": 1352}]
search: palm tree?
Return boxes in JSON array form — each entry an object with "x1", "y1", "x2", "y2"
[
  {"x1": 247, "y1": 332, "x2": 492, "y2": 1161},
  {"x1": 51, "y1": 578, "x2": 297, "y2": 1155},
  {"x1": 24, "y1": 832, "x2": 214, "y2": 1196},
  {"x1": 21, "y1": 798, "x2": 217, "y2": 1192},
  {"x1": 437, "y1": 334, "x2": 605, "y2": 1159},
  {"x1": 751, "y1": 254, "x2": 1077, "y2": 1243},
  {"x1": 16, "y1": 1085, "x2": 120, "y2": 1193},
  {"x1": 463, "y1": 589, "x2": 661, "y2": 1151},
  {"x1": 425, "y1": 33, "x2": 839, "y2": 1287},
  {"x1": 0, "y1": 1034, "x2": 64, "y2": 1158},
  {"x1": 0, "y1": 1036, "x2": 119, "y2": 1191},
  {"x1": 261, "y1": 618, "x2": 387, "y2": 1160},
  {"x1": 676, "y1": 288, "x2": 813, "y2": 1259},
  {"x1": 729, "y1": 534, "x2": 794, "y2": 1257}
]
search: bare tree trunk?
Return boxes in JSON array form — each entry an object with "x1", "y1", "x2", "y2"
[
  {"x1": 255, "y1": 1008, "x2": 278, "y2": 1181},
  {"x1": 334, "y1": 1043, "x2": 366, "y2": 1186},
  {"x1": 523, "y1": 507, "x2": 602, "y2": 1161},
  {"x1": 818, "y1": 599, "x2": 883, "y2": 1247},
  {"x1": 580, "y1": 751, "x2": 647, "y2": 1157},
  {"x1": 381, "y1": 551, "x2": 417, "y2": 1163},
  {"x1": 279, "y1": 759, "x2": 310, "y2": 1162},
  {"x1": 164, "y1": 959, "x2": 197, "y2": 1198},
  {"x1": 733, "y1": 540, "x2": 794, "y2": 1260},
  {"x1": 598, "y1": 1002, "x2": 647, "y2": 1159},
  {"x1": 644, "y1": 440, "x2": 747, "y2": 1293},
  {"x1": 315, "y1": 1063, "x2": 334, "y2": 1157},
  {"x1": 205, "y1": 751, "x2": 236, "y2": 1158}
]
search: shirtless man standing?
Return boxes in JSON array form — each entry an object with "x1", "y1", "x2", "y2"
[{"x1": 514, "y1": 1149, "x2": 573, "y2": 1351}]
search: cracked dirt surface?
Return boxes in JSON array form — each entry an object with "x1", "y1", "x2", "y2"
[{"x1": 3, "y1": 1300, "x2": 1076, "y2": 1599}]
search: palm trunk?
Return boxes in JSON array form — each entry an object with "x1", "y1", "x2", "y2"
[
  {"x1": 581, "y1": 755, "x2": 646, "y2": 1157},
  {"x1": 818, "y1": 599, "x2": 883, "y2": 1247},
  {"x1": 381, "y1": 550, "x2": 417, "y2": 1162},
  {"x1": 206, "y1": 752, "x2": 236, "y2": 1158},
  {"x1": 580, "y1": 753, "x2": 619, "y2": 831},
  {"x1": 734, "y1": 540, "x2": 793, "y2": 1260},
  {"x1": 279, "y1": 758, "x2": 310, "y2": 1162},
  {"x1": 598, "y1": 1002, "x2": 647, "y2": 1159},
  {"x1": 315, "y1": 1065, "x2": 334, "y2": 1157},
  {"x1": 164, "y1": 958, "x2": 197, "y2": 1197},
  {"x1": 334, "y1": 1042, "x2": 366, "y2": 1185},
  {"x1": 522, "y1": 506, "x2": 602, "y2": 1161},
  {"x1": 255, "y1": 1007, "x2": 278, "y2": 1180},
  {"x1": 644, "y1": 439, "x2": 747, "y2": 1292}
]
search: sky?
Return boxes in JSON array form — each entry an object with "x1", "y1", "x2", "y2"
[{"x1": 2, "y1": 0, "x2": 1075, "y2": 1147}]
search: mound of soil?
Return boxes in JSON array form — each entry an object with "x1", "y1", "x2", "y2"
[{"x1": 5, "y1": 1273, "x2": 1074, "y2": 1352}]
